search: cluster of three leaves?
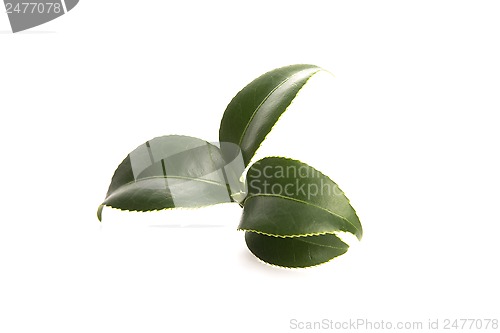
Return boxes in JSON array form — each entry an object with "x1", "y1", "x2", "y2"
[{"x1": 98, "y1": 64, "x2": 363, "y2": 268}]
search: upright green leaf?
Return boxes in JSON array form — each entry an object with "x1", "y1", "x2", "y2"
[
  {"x1": 219, "y1": 64, "x2": 323, "y2": 165},
  {"x1": 98, "y1": 135, "x2": 236, "y2": 221},
  {"x1": 239, "y1": 157, "x2": 362, "y2": 267}
]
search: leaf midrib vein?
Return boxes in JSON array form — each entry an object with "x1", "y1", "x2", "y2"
[
  {"x1": 237, "y1": 76, "x2": 291, "y2": 147},
  {"x1": 295, "y1": 236, "x2": 348, "y2": 250},
  {"x1": 245, "y1": 193, "x2": 361, "y2": 235},
  {"x1": 111, "y1": 175, "x2": 226, "y2": 195}
]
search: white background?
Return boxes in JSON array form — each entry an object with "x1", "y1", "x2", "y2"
[{"x1": 1, "y1": 1, "x2": 499, "y2": 332}]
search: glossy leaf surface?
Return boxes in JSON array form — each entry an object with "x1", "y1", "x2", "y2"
[
  {"x1": 98, "y1": 135, "x2": 235, "y2": 221},
  {"x1": 219, "y1": 64, "x2": 322, "y2": 165},
  {"x1": 97, "y1": 64, "x2": 363, "y2": 270},
  {"x1": 239, "y1": 157, "x2": 362, "y2": 267},
  {"x1": 245, "y1": 232, "x2": 349, "y2": 268},
  {"x1": 240, "y1": 157, "x2": 362, "y2": 239}
]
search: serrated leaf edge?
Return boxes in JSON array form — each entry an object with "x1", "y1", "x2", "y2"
[
  {"x1": 243, "y1": 68, "x2": 322, "y2": 166},
  {"x1": 97, "y1": 201, "x2": 236, "y2": 222},
  {"x1": 244, "y1": 232, "x2": 348, "y2": 270},
  {"x1": 244, "y1": 155, "x2": 363, "y2": 240},
  {"x1": 243, "y1": 194, "x2": 362, "y2": 239},
  {"x1": 106, "y1": 175, "x2": 229, "y2": 198},
  {"x1": 249, "y1": 254, "x2": 345, "y2": 270},
  {"x1": 238, "y1": 227, "x2": 351, "y2": 240},
  {"x1": 220, "y1": 65, "x2": 327, "y2": 167},
  {"x1": 105, "y1": 134, "x2": 220, "y2": 195}
]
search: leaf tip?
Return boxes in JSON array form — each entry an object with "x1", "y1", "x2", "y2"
[{"x1": 97, "y1": 204, "x2": 104, "y2": 222}]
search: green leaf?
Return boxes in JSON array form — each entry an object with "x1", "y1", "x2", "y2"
[
  {"x1": 98, "y1": 135, "x2": 237, "y2": 221},
  {"x1": 219, "y1": 64, "x2": 323, "y2": 165},
  {"x1": 239, "y1": 157, "x2": 362, "y2": 267},
  {"x1": 240, "y1": 157, "x2": 362, "y2": 239},
  {"x1": 245, "y1": 232, "x2": 349, "y2": 268}
]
